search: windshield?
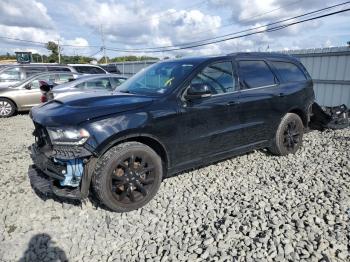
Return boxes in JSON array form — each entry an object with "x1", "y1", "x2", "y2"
[{"x1": 115, "y1": 61, "x2": 196, "y2": 95}]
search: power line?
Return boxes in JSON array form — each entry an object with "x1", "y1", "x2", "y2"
[
  {"x1": 104, "y1": 1, "x2": 350, "y2": 51},
  {"x1": 0, "y1": 36, "x2": 46, "y2": 45},
  {"x1": 167, "y1": 0, "x2": 305, "y2": 45},
  {"x1": 105, "y1": 7, "x2": 350, "y2": 53},
  {"x1": 89, "y1": 48, "x2": 102, "y2": 57}
]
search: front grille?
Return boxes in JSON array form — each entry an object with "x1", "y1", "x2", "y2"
[{"x1": 33, "y1": 122, "x2": 51, "y2": 147}]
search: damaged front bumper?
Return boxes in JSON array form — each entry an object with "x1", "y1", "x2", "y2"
[{"x1": 29, "y1": 144, "x2": 96, "y2": 200}]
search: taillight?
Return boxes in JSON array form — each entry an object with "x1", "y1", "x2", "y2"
[{"x1": 41, "y1": 95, "x2": 47, "y2": 103}]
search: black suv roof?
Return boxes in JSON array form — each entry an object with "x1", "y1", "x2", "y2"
[{"x1": 165, "y1": 52, "x2": 299, "y2": 65}]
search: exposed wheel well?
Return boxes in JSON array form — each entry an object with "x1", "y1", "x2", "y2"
[
  {"x1": 106, "y1": 136, "x2": 169, "y2": 171},
  {"x1": 289, "y1": 108, "x2": 307, "y2": 127}
]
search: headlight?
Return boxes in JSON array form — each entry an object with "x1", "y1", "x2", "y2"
[{"x1": 47, "y1": 127, "x2": 90, "y2": 145}]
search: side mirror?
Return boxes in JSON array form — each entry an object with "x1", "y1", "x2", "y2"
[
  {"x1": 185, "y1": 83, "x2": 212, "y2": 100},
  {"x1": 39, "y1": 80, "x2": 53, "y2": 93},
  {"x1": 24, "y1": 83, "x2": 32, "y2": 90}
]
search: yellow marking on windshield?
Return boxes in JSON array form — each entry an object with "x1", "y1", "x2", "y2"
[{"x1": 164, "y1": 77, "x2": 174, "y2": 87}]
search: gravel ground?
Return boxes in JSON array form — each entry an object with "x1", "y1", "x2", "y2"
[{"x1": 0, "y1": 114, "x2": 349, "y2": 262}]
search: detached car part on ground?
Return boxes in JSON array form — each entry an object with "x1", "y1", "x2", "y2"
[
  {"x1": 29, "y1": 53, "x2": 317, "y2": 212},
  {"x1": 309, "y1": 103, "x2": 349, "y2": 131}
]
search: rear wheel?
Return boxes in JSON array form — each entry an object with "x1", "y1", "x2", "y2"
[
  {"x1": 269, "y1": 113, "x2": 304, "y2": 156},
  {"x1": 0, "y1": 98, "x2": 16, "y2": 118},
  {"x1": 92, "y1": 142, "x2": 163, "y2": 212}
]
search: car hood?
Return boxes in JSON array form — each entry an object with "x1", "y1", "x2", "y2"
[
  {"x1": 31, "y1": 92, "x2": 154, "y2": 126},
  {"x1": 0, "y1": 87, "x2": 19, "y2": 94},
  {"x1": 0, "y1": 83, "x2": 14, "y2": 89}
]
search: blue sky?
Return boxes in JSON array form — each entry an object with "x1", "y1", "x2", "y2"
[{"x1": 0, "y1": 0, "x2": 349, "y2": 59}]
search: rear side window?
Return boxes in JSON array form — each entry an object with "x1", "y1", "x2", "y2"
[
  {"x1": 271, "y1": 61, "x2": 307, "y2": 82},
  {"x1": 238, "y1": 60, "x2": 276, "y2": 89},
  {"x1": 191, "y1": 61, "x2": 236, "y2": 94},
  {"x1": 25, "y1": 67, "x2": 47, "y2": 77},
  {"x1": 73, "y1": 66, "x2": 105, "y2": 74},
  {"x1": 0, "y1": 67, "x2": 21, "y2": 82}
]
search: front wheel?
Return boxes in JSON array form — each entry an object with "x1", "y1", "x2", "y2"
[
  {"x1": 92, "y1": 142, "x2": 163, "y2": 212},
  {"x1": 0, "y1": 98, "x2": 16, "y2": 118},
  {"x1": 269, "y1": 113, "x2": 304, "y2": 156}
]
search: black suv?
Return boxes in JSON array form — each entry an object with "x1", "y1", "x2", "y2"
[{"x1": 29, "y1": 53, "x2": 315, "y2": 212}]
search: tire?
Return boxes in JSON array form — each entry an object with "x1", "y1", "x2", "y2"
[
  {"x1": 269, "y1": 113, "x2": 304, "y2": 156},
  {"x1": 92, "y1": 142, "x2": 163, "y2": 212},
  {"x1": 0, "y1": 98, "x2": 16, "y2": 118}
]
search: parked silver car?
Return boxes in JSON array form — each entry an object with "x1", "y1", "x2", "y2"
[
  {"x1": 0, "y1": 71, "x2": 80, "y2": 117},
  {"x1": 44, "y1": 74, "x2": 127, "y2": 101},
  {"x1": 0, "y1": 64, "x2": 108, "y2": 88}
]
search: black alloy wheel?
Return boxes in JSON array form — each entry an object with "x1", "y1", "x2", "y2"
[
  {"x1": 93, "y1": 142, "x2": 163, "y2": 212},
  {"x1": 110, "y1": 153, "x2": 156, "y2": 204},
  {"x1": 282, "y1": 120, "x2": 301, "y2": 152},
  {"x1": 269, "y1": 113, "x2": 304, "y2": 156}
]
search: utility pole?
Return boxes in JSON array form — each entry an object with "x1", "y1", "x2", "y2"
[
  {"x1": 57, "y1": 39, "x2": 61, "y2": 64},
  {"x1": 100, "y1": 25, "x2": 107, "y2": 64}
]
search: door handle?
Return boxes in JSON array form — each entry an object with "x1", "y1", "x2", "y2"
[{"x1": 226, "y1": 101, "x2": 239, "y2": 106}]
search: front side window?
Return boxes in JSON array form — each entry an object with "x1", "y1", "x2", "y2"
[
  {"x1": 0, "y1": 67, "x2": 21, "y2": 82},
  {"x1": 116, "y1": 61, "x2": 196, "y2": 95},
  {"x1": 111, "y1": 77, "x2": 126, "y2": 87},
  {"x1": 58, "y1": 73, "x2": 74, "y2": 82},
  {"x1": 238, "y1": 60, "x2": 276, "y2": 89},
  {"x1": 76, "y1": 78, "x2": 112, "y2": 90},
  {"x1": 191, "y1": 61, "x2": 236, "y2": 95},
  {"x1": 29, "y1": 75, "x2": 53, "y2": 89},
  {"x1": 271, "y1": 61, "x2": 307, "y2": 82}
]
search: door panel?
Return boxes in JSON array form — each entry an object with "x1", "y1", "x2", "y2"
[
  {"x1": 236, "y1": 59, "x2": 282, "y2": 144},
  {"x1": 176, "y1": 92, "x2": 242, "y2": 164},
  {"x1": 16, "y1": 88, "x2": 42, "y2": 109},
  {"x1": 173, "y1": 60, "x2": 243, "y2": 166},
  {"x1": 236, "y1": 86, "x2": 281, "y2": 144}
]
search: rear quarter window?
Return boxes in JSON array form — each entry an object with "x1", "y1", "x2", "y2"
[
  {"x1": 24, "y1": 67, "x2": 47, "y2": 77},
  {"x1": 271, "y1": 61, "x2": 307, "y2": 82},
  {"x1": 47, "y1": 67, "x2": 71, "y2": 72},
  {"x1": 73, "y1": 66, "x2": 105, "y2": 74}
]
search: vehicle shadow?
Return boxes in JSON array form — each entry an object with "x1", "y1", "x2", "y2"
[
  {"x1": 32, "y1": 186, "x2": 81, "y2": 208},
  {"x1": 19, "y1": 233, "x2": 68, "y2": 262}
]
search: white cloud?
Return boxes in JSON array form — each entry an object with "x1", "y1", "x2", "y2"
[
  {"x1": 63, "y1": 37, "x2": 89, "y2": 47},
  {"x1": 0, "y1": 0, "x2": 54, "y2": 29},
  {"x1": 0, "y1": 0, "x2": 349, "y2": 57}
]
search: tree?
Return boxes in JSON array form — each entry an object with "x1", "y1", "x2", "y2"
[{"x1": 46, "y1": 41, "x2": 59, "y2": 63}]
